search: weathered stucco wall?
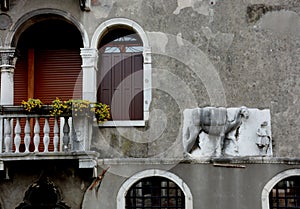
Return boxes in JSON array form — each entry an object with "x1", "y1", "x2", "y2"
[
  {"x1": 83, "y1": 160, "x2": 300, "y2": 209},
  {"x1": 0, "y1": 160, "x2": 91, "y2": 209},
  {"x1": 0, "y1": 0, "x2": 299, "y2": 158},
  {"x1": 0, "y1": 1, "x2": 300, "y2": 209}
]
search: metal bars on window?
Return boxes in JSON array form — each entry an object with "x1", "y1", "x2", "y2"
[
  {"x1": 269, "y1": 176, "x2": 300, "y2": 209},
  {"x1": 125, "y1": 177, "x2": 185, "y2": 209}
]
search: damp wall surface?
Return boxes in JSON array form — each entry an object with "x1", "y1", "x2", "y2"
[{"x1": 1, "y1": 0, "x2": 299, "y2": 157}]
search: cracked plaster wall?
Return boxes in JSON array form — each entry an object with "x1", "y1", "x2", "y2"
[{"x1": 1, "y1": 0, "x2": 300, "y2": 157}]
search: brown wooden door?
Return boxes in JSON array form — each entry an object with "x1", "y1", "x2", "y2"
[{"x1": 98, "y1": 53, "x2": 143, "y2": 120}]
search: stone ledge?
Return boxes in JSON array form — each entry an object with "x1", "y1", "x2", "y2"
[
  {"x1": 98, "y1": 156, "x2": 300, "y2": 165},
  {"x1": 0, "y1": 151, "x2": 99, "y2": 162}
]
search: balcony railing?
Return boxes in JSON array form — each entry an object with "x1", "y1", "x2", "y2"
[{"x1": 0, "y1": 105, "x2": 91, "y2": 154}]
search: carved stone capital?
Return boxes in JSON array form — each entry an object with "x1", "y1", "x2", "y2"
[
  {"x1": 80, "y1": 48, "x2": 98, "y2": 69},
  {"x1": 0, "y1": 48, "x2": 17, "y2": 71}
]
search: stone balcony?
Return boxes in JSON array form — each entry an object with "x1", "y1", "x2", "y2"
[{"x1": 0, "y1": 105, "x2": 97, "y2": 172}]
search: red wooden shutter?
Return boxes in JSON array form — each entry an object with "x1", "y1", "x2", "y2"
[
  {"x1": 34, "y1": 49, "x2": 82, "y2": 103},
  {"x1": 98, "y1": 53, "x2": 143, "y2": 120},
  {"x1": 14, "y1": 53, "x2": 28, "y2": 104},
  {"x1": 13, "y1": 49, "x2": 82, "y2": 152}
]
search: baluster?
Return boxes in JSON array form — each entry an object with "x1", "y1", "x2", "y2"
[
  {"x1": 63, "y1": 116, "x2": 70, "y2": 151},
  {"x1": 14, "y1": 118, "x2": 21, "y2": 153},
  {"x1": 43, "y1": 118, "x2": 50, "y2": 152},
  {"x1": 53, "y1": 117, "x2": 59, "y2": 152},
  {"x1": 33, "y1": 117, "x2": 40, "y2": 152},
  {"x1": 4, "y1": 118, "x2": 11, "y2": 153},
  {"x1": 24, "y1": 118, "x2": 30, "y2": 152}
]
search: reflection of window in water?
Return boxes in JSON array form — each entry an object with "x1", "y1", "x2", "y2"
[
  {"x1": 125, "y1": 177, "x2": 185, "y2": 209},
  {"x1": 269, "y1": 176, "x2": 300, "y2": 208}
]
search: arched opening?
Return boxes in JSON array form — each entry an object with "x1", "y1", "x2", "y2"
[
  {"x1": 269, "y1": 176, "x2": 300, "y2": 208},
  {"x1": 15, "y1": 16, "x2": 83, "y2": 104},
  {"x1": 126, "y1": 176, "x2": 185, "y2": 208},
  {"x1": 262, "y1": 169, "x2": 300, "y2": 209},
  {"x1": 91, "y1": 18, "x2": 152, "y2": 126},
  {"x1": 12, "y1": 15, "x2": 83, "y2": 151},
  {"x1": 97, "y1": 27, "x2": 143, "y2": 121},
  {"x1": 16, "y1": 177, "x2": 70, "y2": 209},
  {"x1": 117, "y1": 169, "x2": 193, "y2": 209}
]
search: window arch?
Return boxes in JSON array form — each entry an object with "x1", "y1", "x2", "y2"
[
  {"x1": 262, "y1": 169, "x2": 300, "y2": 209},
  {"x1": 117, "y1": 169, "x2": 193, "y2": 209},
  {"x1": 91, "y1": 18, "x2": 152, "y2": 126},
  {"x1": 97, "y1": 27, "x2": 143, "y2": 121}
]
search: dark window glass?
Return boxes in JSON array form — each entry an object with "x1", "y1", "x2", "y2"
[
  {"x1": 269, "y1": 176, "x2": 300, "y2": 209},
  {"x1": 125, "y1": 177, "x2": 185, "y2": 209}
]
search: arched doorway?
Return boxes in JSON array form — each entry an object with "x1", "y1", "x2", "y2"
[
  {"x1": 16, "y1": 177, "x2": 70, "y2": 209},
  {"x1": 12, "y1": 15, "x2": 83, "y2": 151},
  {"x1": 14, "y1": 15, "x2": 83, "y2": 105}
]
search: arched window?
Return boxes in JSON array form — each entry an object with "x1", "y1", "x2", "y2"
[
  {"x1": 97, "y1": 28, "x2": 143, "y2": 121},
  {"x1": 117, "y1": 169, "x2": 193, "y2": 209},
  {"x1": 126, "y1": 176, "x2": 185, "y2": 208},
  {"x1": 262, "y1": 169, "x2": 300, "y2": 209},
  {"x1": 269, "y1": 176, "x2": 300, "y2": 208}
]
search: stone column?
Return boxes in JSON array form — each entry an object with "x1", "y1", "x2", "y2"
[
  {"x1": 0, "y1": 48, "x2": 17, "y2": 105},
  {"x1": 80, "y1": 48, "x2": 98, "y2": 102}
]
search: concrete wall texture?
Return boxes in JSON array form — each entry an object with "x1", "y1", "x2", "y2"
[{"x1": 0, "y1": 0, "x2": 300, "y2": 209}]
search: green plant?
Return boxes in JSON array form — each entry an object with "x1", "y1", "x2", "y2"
[
  {"x1": 91, "y1": 102, "x2": 111, "y2": 123},
  {"x1": 50, "y1": 97, "x2": 71, "y2": 116},
  {"x1": 21, "y1": 98, "x2": 43, "y2": 112},
  {"x1": 50, "y1": 98, "x2": 110, "y2": 123}
]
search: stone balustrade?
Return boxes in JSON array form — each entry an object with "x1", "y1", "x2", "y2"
[{"x1": 0, "y1": 106, "x2": 91, "y2": 154}]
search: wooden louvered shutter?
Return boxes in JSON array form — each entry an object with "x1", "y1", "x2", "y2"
[
  {"x1": 13, "y1": 49, "x2": 82, "y2": 152},
  {"x1": 14, "y1": 53, "x2": 28, "y2": 104},
  {"x1": 34, "y1": 49, "x2": 82, "y2": 151},
  {"x1": 98, "y1": 53, "x2": 143, "y2": 120},
  {"x1": 34, "y1": 49, "x2": 82, "y2": 103}
]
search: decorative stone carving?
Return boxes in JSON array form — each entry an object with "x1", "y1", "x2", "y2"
[
  {"x1": 182, "y1": 107, "x2": 272, "y2": 157},
  {"x1": 0, "y1": 48, "x2": 17, "y2": 69},
  {"x1": 256, "y1": 121, "x2": 271, "y2": 155}
]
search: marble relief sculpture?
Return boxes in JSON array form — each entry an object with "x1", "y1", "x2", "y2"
[
  {"x1": 182, "y1": 107, "x2": 272, "y2": 157},
  {"x1": 182, "y1": 106, "x2": 249, "y2": 157},
  {"x1": 256, "y1": 121, "x2": 271, "y2": 155}
]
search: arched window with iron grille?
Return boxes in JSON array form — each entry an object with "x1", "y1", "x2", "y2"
[{"x1": 125, "y1": 176, "x2": 185, "y2": 209}]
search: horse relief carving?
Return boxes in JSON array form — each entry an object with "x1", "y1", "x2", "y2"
[{"x1": 182, "y1": 106, "x2": 249, "y2": 157}]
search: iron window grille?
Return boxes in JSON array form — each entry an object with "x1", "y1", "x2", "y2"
[
  {"x1": 269, "y1": 176, "x2": 300, "y2": 209},
  {"x1": 125, "y1": 176, "x2": 185, "y2": 209}
]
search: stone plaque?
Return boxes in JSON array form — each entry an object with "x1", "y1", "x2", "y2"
[{"x1": 0, "y1": 13, "x2": 12, "y2": 30}]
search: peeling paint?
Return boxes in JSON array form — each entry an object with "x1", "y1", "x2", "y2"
[
  {"x1": 256, "y1": 11, "x2": 300, "y2": 38},
  {"x1": 202, "y1": 26, "x2": 234, "y2": 51},
  {"x1": 147, "y1": 31, "x2": 168, "y2": 53},
  {"x1": 173, "y1": 0, "x2": 215, "y2": 17},
  {"x1": 92, "y1": 0, "x2": 115, "y2": 19}
]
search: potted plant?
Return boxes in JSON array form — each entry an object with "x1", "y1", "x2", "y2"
[
  {"x1": 21, "y1": 98, "x2": 43, "y2": 112},
  {"x1": 50, "y1": 97, "x2": 110, "y2": 122}
]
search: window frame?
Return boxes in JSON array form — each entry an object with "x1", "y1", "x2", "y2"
[
  {"x1": 90, "y1": 18, "x2": 152, "y2": 127},
  {"x1": 116, "y1": 169, "x2": 193, "y2": 209},
  {"x1": 262, "y1": 169, "x2": 300, "y2": 209}
]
